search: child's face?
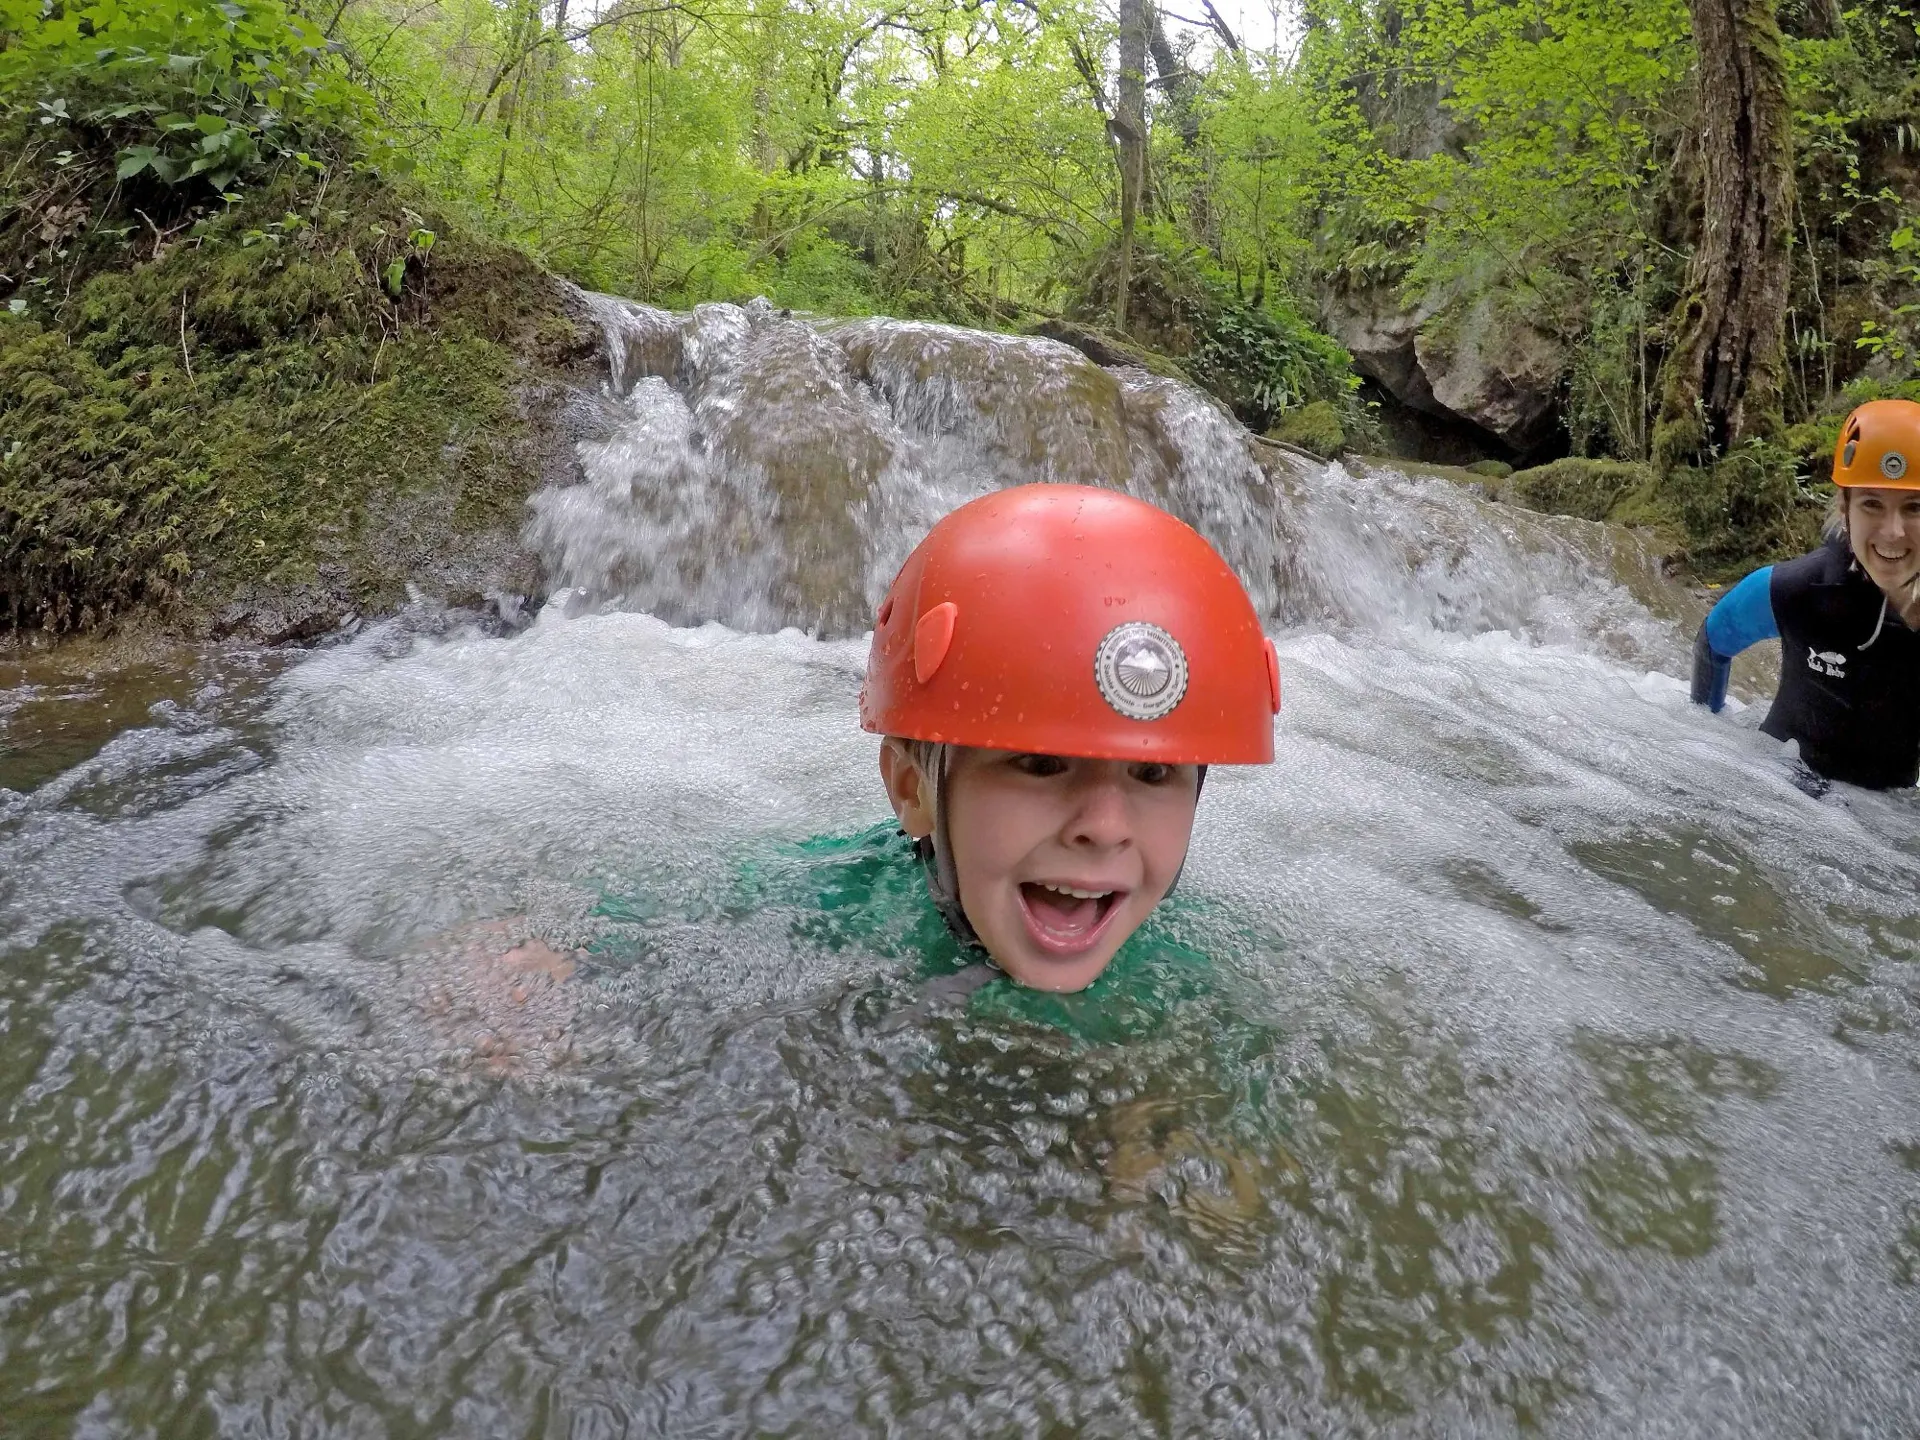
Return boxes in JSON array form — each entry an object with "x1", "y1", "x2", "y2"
[{"x1": 882, "y1": 743, "x2": 1200, "y2": 991}]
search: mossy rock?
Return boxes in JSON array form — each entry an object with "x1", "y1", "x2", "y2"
[
  {"x1": 1027, "y1": 319, "x2": 1193, "y2": 386},
  {"x1": 1267, "y1": 399, "x2": 1346, "y2": 459},
  {"x1": 1504, "y1": 458, "x2": 1652, "y2": 522},
  {"x1": 1500, "y1": 445, "x2": 1823, "y2": 582},
  {"x1": 0, "y1": 117, "x2": 598, "y2": 637},
  {"x1": 1465, "y1": 458, "x2": 1513, "y2": 479},
  {"x1": 1657, "y1": 443, "x2": 1824, "y2": 581}
]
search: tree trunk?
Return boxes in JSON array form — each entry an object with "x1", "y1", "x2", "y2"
[
  {"x1": 1147, "y1": 8, "x2": 1208, "y2": 243},
  {"x1": 1653, "y1": 0, "x2": 1794, "y2": 470},
  {"x1": 1112, "y1": 0, "x2": 1148, "y2": 333}
]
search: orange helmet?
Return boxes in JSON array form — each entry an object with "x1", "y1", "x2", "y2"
[
  {"x1": 1832, "y1": 399, "x2": 1920, "y2": 488},
  {"x1": 859, "y1": 484, "x2": 1279, "y2": 764}
]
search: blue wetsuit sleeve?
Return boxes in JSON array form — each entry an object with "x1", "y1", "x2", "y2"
[
  {"x1": 1691, "y1": 566, "x2": 1776, "y2": 713},
  {"x1": 1704, "y1": 567, "x2": 1778, "y2": 656}
]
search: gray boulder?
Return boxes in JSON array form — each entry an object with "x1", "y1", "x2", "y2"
[{"x1": 1322, "y1": 281, "x2": 1566, "y2": 455}]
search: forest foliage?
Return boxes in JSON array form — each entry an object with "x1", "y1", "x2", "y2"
[
  {"x1": 2, "y1": 0, "x2": 1919, "y2": 610},
  {"x1": 7, "y1": 0, "x2": 1916, "y2": 428}
]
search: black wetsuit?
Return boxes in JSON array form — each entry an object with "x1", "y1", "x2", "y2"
[{"x1": 1691, "y1": 538, "x2": 1920, "y2": 789}]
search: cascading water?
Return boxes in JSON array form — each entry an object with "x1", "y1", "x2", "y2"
[{"x1": 2, "y1": 293, "x2": 1917, "y2": 1436}]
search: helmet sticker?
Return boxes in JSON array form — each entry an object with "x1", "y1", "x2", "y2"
[
  {"x1": 1094, "y1": 622, "x2": 1190, "y2": 722},
  {"x1": 1882, "y1": 450, "x2": 1908, "y2": 481}
]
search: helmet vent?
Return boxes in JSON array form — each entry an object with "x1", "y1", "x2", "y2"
[
  {"x1": 1843, "y1": 441, "x2": 1858, "y2": 468},
  {"x1": 913, "y1": 602, "x2": 958, "y2": 684}
]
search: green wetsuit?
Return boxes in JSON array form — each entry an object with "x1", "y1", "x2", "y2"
[{"x1": 591, "y1": 822, "x2": 1297, "y2": 1139}]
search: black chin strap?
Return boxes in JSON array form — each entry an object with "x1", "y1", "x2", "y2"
[{"x1": 917, "y1": 744, "x2": 981, "y2": 950}]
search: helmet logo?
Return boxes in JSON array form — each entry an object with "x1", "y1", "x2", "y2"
[
  {"x1": 1883, "y1": 450, "x2": 1909, "y2": 481},
  {"x1": 1095, "y1": 622, "x2": 1189, "y2": 722}
]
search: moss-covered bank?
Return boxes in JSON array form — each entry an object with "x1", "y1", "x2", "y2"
[
  {"x1": 1493, "y1": 382, "x2": 1920, "y2": 581},
  {"x1": 1494, "y1": 454, "x2": 1825, "y2": 582},
  {"x1": 1, "y1": 115, "x2": 599, "y2": 641}
]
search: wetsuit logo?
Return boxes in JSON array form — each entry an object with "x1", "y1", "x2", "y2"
[{"x1": 1807, "y1": 649, "x2": 1847, "y2": 678}]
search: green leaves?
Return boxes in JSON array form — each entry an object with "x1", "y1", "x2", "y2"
[
  {"x1": 1855, "y1": 223, "x2": 1920, "y2": 366},
  {"x1": 1, "y1": 0, "x2": 369, "y2": 195},
  {"x1": 115, "y1": 143, "x2": 163, "y2": 179},
  {"x1": 378, "y1": 228, "x2": 437, "y2": 298}
]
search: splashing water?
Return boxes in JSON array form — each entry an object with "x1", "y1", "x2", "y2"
[{"x1": 3, "y1": 296, "x2": 1918, "y2": 1436}]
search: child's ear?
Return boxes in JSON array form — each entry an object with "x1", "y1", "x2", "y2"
[{"x1": 878, "y1": 740, "x2": 936, "y2": 839}]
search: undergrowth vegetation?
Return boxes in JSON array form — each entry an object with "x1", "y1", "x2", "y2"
[{"x1": 0, "y1": 96, "x2": 584, "y2": 631}]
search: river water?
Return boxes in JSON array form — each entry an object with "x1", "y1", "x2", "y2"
[{"x1": 3, "y1": 297, "x2": 1918, "y2": 1436}]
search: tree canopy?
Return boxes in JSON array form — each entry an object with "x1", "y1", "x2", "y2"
[{"x1": 3, "y1": 0, "x2": 1917, "y2": 459}]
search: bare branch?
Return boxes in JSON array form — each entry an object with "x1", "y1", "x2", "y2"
[{"x1": 1197, "y1": 0, "x2": 1240, "y2": 53}]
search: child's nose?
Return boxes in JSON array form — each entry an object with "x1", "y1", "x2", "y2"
[{"x1": 1064, "y1": 779, "x2": 1132, "y2": 848}]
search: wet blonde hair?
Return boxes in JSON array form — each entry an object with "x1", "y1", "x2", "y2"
[
  {"x1": 890, "y1": 737, "x2": 945, "y2": 787},
  {"x1": 1824, "y1": 488, "x2": 1848, "y2": 544}
]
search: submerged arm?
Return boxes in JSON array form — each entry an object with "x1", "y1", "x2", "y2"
[{"x1": 1691, "y1": 566, "x2": 1778, "y2": 713}]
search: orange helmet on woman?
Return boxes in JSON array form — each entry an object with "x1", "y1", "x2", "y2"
[
  {"x1": 1832, "y1": 399, "x2": 1920, "y2": 488},
  {"x1": 860, "y1": 484, "x2": 1279, "y2": 762}
]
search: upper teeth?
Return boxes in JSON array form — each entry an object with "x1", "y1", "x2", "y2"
[{"x1": 1043, "y1": 884, "x2": 1111, "y2": 899}]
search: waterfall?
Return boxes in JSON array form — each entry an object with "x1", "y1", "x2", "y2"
[{"x1": 528, "y1": 290, "x2": 1686, "y2": 671}]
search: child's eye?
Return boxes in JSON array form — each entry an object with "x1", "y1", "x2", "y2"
[
  {"x1": 1131, "y1": 762, "x2": 1174, "y2": 785},
  {"x1": 1011, "y1": 753, "x2": 1070, "y2": 777}
]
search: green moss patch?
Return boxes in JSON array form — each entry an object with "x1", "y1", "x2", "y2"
[
  {"x1": 1505, "y1": 458, "x2": 1651, "y2": 522},
  {"x1": 1, "y1": 118, "x2": 589, "y2": 634},
  {"x1": 1268, "y1": 399, "x2": 1347, "y2": 459},
  {"x1": 1500, "y1": 451, "x2": 1826, "y2": 582}
]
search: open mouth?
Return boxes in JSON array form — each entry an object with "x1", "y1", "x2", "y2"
[
  {"x1": 1867, "y1": 547, "x2": 1919, "y2": 582},
  {"x1": 1017, "y1": 881, "x2": 1126, "y2": 956}
]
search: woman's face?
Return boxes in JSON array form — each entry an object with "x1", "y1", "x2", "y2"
[
  {"x1": 880, "y1": 742, "x2": 1200, "y2": 992},
  {"x1": 1847, "y1": 486, "x2": 1920, "y2": 601}
]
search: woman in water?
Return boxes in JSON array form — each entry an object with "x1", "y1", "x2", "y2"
[{"x1": 1692, "y1": 399, "x2": 1920, "y2": 789}]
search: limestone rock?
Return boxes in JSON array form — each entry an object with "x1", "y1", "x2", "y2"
[
  {"x1": 1415, "y1": 294, "x2": 1566, "y2": 453},
  {"x1": 1320, "y1": 281, "x2": 1567, "y2": 456},
  {"x1": 1321, "y1": 281, "x2": 1448, "y2": 422}
]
